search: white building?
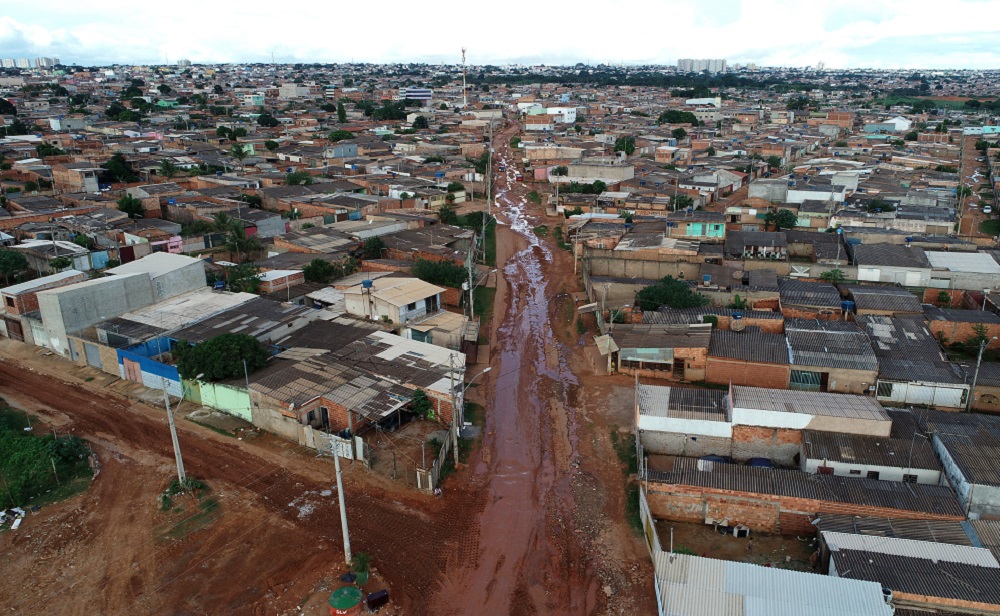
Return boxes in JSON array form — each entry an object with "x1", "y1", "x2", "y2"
[
  {"x1": 545, "y1": 106, "x2": 577, "y2": 123},
  {"x1": 15, "y1": 58, "x2": 31, "y2": 69},
  {"x1": 34, "y1": 57, "x2": 59, "y2": 68},
  {"x1": 341, "y1": 277, "x2": 444, "y2": 325},
  {"x1": 677, "y1": 58, "x2": 727, "y2": 74}
]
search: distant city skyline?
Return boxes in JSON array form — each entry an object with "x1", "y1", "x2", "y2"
[{"x1": 2, "y1": 0, "x2": 1000, "y2": 70}]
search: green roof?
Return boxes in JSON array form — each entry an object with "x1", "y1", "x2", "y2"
[{"x1": 329, "y1": 586, "x2": 363, "y2": 609}]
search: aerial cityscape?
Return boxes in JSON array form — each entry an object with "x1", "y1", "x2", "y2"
[{"x1": 3, "y1": 3, "x2": 1000, "y2": 615}]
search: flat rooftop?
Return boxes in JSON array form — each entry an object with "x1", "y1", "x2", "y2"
[{"x1": 731, "y1": 386, "x2": 890, "y2": 422}]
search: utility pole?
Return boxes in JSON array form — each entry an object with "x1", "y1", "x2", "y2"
[
  {"x1": 450, "y1": 353, "x2": 460, "y2": 466},
  {"x1": 967, "y1": 337, "x2": 996, "y2": 412},
  {"x1": 161, "y1": 378, "x2": 186, "y2": 484},
  {"x1": 333, "y1": 451, "x2": 352, "y2": 565},
  {"x1": 461, "y1": 48, "x2": 468, "y2": 109}
]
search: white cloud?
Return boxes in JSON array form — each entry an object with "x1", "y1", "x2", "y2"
[{"x1": 1, "y1": 0, "x2": 999, "y2": 68}]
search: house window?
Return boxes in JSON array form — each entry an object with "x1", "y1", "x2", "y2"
[
  {"x1": 866, "y1": 471, "x2": 880, "y2": 480},
  {"x1": 4, "y1": 296, "x2": 13, "y2": 308},
  {"x1": 902, "y1": 474, "x2": 918, "y2": 483},
  {"x1": 876, "y1": 382, "x2": 894, "y2": 398},
  {"x1": 407, "y1": 302, "x2": 417, "y2": 311},
  {"x1": 849, "y1": 469, "x2": 861, "y2": 475},
  {"x1": 306, "y1": 410, "x2": 316, "y2": 424}
]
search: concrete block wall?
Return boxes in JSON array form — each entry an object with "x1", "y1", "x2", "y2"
[{"x1": 639, "y1": 431, "x2": 732, "y2": 457}]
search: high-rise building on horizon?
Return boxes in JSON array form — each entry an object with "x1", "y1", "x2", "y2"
[
  {"x1": 177, "y1": 59, "x2": 192, "y2": 67},
  {"x1": 0, "y1": 58, "x2": 15, "y2": 68},
  {"x1": 15, "y1": 58, "x2": 31, "y2": 69},
  {"x1": 677, "y1": 58, "x2": 727, "y2": 74},
  {"x1": 35, "y1": 57, "x2": 59, "y2": 68}
]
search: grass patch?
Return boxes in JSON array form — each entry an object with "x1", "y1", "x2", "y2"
[
  {"x1": 464, "y1": 402, "x2": 485, "y2": 427},
  {"x1": 552, "y1": 226, "x2": 573, "y2": 251},
  {"x1": 156, "y1": 478, "x2": 221, "y2": 542},
  {"x1": 0, "y1": 405, "x2": 93, "y2": 508},
  {"x1": 533, "y1": 225, "x2": 549, "y2": 237},
  {"x1": 185, "y1": 417, "x2": 235, "y2": 437},
  {"x1": 624, "y1": 483, "x2": 642, "y2": 532},
  {"x1": 474, "y1": 286, "x2": 497, "y2": 324},
  {"x1": 872, "y1": 95, "x2": 970, "y2": 110},
  {"x1": 484, "y1": 218, "x2": 496, "y2": 267},
  {"x1": 980, "y1": 219, "x2": 1000, "y2": 236},
  {"x1": 609, "y1": 428, "x2": 638, "y2": 476},
  {"x1": 527, "y1": 191, "x2": 542, "y2": 205},
  {"x1": 576, "y1": 317, "x2": 586, "y2": 335}
]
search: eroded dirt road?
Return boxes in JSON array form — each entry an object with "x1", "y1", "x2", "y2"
[{"x1": 430, "y1": 128, "x2": 655, "y2": 615}]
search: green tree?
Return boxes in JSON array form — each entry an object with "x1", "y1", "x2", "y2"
[
  {"x1": 411, "y1": 258, "x2": 467, "y2": 288},
  {"x1": 0, "y1": 97, "x2": 16, "y2": 115},
  {"x1": 49, "y1": 256, "x2": 72, "y2": 272},
  {"x1": 671, "y1": 127, "x2": 687, "y2": 140},
  {"x1": 362, "y1": 236, "x2": 386, "y2": 259},
  {"x1": 286, "y1": 170, "x2": 314, "y2": 185},
  {"x1": 904, "y1": 131, "x2": 919, "y2": 141},
  {"x1": 412, "y1": 115, "x2": 429, "y2": 129},
  {"x1": 410, "y1": 389, "x2": 432, "y2": 419},
  {"x1": 35, "y1": 143, "x2": 65, "y2": 157},
  {"x1": 175, "y1": 333, "x2": 268, "y2": 381},
  {"x1": 158, "y1": 159, "x2": 179, "y2": 179},
  {"x1": 264, "y1": 140, "x2": 280, "y2": 151},
  {"x1": 706, "y1": 146, "x2": 716, "y2": 156},
  {"x1": 657, "y1": 109, "x2": 699, "y2": 125},
  {"x1": 819, "y1": 269, "x2": 845, "y2": 283},
  {"x1": 117, "y1": 194, "x2": 144, "y2": 219},
  {"x1": 635, "y1": 276, "x2": 708, "y2": 311},
  {"x1": 337, "y1": 102, "x2": 347, "y2": 123},
  {"x1": 303, "y1": 258, "x2": 337, "y2": 283},
  {"x1": 510, "y1": 136, "x2": 521, "y2": 148},
  {"x1": 969, "y1": 322, "x2": 991, "y2": 350},
  {"x1": 764, "y1": 208, "x2": 798, "y2": 230},
  {"x1": 936, "y1": 290, "x2": 952, "y2": 306},
  {"x1": 72, "y1": 234, "x2": 92, "y2": 249},
  {"x1": 0, "y1": 249, "x2": 28, "y2": 283},
  {"x1": 552, "y1": 165, "x2": 568, "y2": 176},
  {"x1": 233, "y1": 127, "x2": 248, "y2": 138},
  {"x1": 671, "y1": 194, "x2": 694, "y2": 210},
  {"x1": 157, "y1": 84, "x2": 172, "y2": 95},
  {"x1": 766, "y1": 155, "x2": 783, "y2": 169},
  {"x1": 224, "y1": 224, "x2": 262, "y2": 262},
  {"x1": 438, "y1": 203, "x2": 459, "y2": 225},
  {"x1": 257, "y1": 112, "x2": 280, "y2": 128},
  {"x1": 224, "y1": 262, "x2": 262, "y2": 292},
  {"x1": 614, "y1": 136, "x2": 635, "y2": 156},
  {"x1": 230, "y1": 144, "x2": 249, "y2": 171},
  {"x1": 446, "y1": 181, "x2": 465, "y2": 193},
  {"x1": 957, "y1": 186, "x2": 973, "y2": 198},
  {"x1": 328, "y1": 129, "x2": 354, "y2": 142},
  {"x1": 213, "y1": 84, "x2": 224, "y2": 95},
  {"x1": 102, "y1": 153, "x2": 138, "y2": 182}
]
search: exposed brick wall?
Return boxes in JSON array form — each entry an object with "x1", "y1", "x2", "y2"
[
  {"x1": 780, "y1": 305, "x2": 844, "y2": 321},
  {"x1": 646, "y1": 481, "x2": 964, "y2": 535},
  {"x1": 927, "y1": 319, "x2": 1000, "y2": 349},
  {"x1": 0, "y1": 206, "x2": 101, "y2": 230},
  {"x1": 706, "y1": 358, "x2": 790, "y2": 389},
  {"x1": 1, "y1": 271, "x2": 88, "y2": 316},
  {"x1": 922, "y1": 288, "x2": 963, "y2": 307},
  {"x1": 732, "y1": 425, "x2": 802, "y2": 465}
]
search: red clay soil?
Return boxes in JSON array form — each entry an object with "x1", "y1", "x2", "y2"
[
  {"x1": 0, "y1": 122, "x2": 656, "y2": 616},
  {"x1": 427, "y1": 126, "x2": 656, "y2": 615}
]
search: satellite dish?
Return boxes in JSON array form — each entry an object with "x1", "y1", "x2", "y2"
[
  {"x1": 733, "y1": 270, "x2": 744, "y2": 280},
  {"x1": 731, "y1": 319, "x2": 746, "y2": 332}
]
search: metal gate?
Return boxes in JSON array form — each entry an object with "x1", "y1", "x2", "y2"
[
  {"x1": 4, "y1": 317, "x2": 23, "y2": 342},
  {"x1": 84, "y1": 343, "x2": 103, "y2": 369}
]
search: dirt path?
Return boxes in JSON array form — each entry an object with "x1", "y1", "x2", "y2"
[
  {"x1": 0, "y1": 352, "x2": 473, "y2": 615},
  {"x1": 429, "y1": 127, "x2": 655, "y2": 615}
]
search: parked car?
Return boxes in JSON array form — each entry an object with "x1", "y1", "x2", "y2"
[
  {"x1": 985, "y1": 206, "x2": 993, "y2": 214},
  {"x1": 744, "y1": 457, "x2": 775, "y2": 469},
  {"x1": 515, "y1": 173, "x2": 523, "y2": 182}
]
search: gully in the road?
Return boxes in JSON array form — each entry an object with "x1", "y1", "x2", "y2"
[{"x1": 432, "y1": 146, "x2": 601, "y2": 614}]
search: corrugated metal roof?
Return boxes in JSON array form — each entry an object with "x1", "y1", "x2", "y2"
[
  {"x1": 648, "y1": 457, "x2": 963, "y2": 516},
  {"x1": 832, "y1": 549, "x2": 1000, "y2": 606},
  {"x1": 652, "y1": 551, "x2": 893, "y2": 616},
  {"x1": 709, "y1": 327, "x2": 789, "y2": 365},
  {"x1": 785, "y1": 319, "x2": 877, "y2": 371},
  {"x1": 815, "y1": 514, "x2": 973, "y2": 546},
  {"x1": 732, "y1": 386, "x2": 890, "y2": 422},
  {"x1": 823, "y1": 531, "x2": 999, "y2": 567},
  {"x1": 844, "y1": 284, "x2": 922, "y2": 313},
  {"x1": 637, "y1": 384, "x2": 728, "y2": 421},
  {"x1": 778, "y1": 280, "x2": 842, "y2": 308}
]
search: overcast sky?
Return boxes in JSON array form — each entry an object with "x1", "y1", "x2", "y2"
[{"x1": 2, "y1": 0, "x2": 1000, "y2": 69}]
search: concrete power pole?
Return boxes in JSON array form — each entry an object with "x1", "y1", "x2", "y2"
[
  {"x1": 334, "y1": 451, "x2": 352, "y2": 565},
  {"x1": 450, "y1": 353, "x2": 460, "y2": 466},
  {"x1": 161, "y1": 378, "x2": 186, "y2": 484}
]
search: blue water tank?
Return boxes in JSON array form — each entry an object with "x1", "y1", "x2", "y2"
[
  {"x1": 362, "y1": 279, "x2": 374, "y2": 289},
  {"x1": 733, "y1": 311, "x2": 743, "y2": 320},
  {"x1": 841, "y1": 300, "x2": 856, "y2": 312}
]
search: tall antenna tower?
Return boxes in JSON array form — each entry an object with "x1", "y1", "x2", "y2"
[{"x1": 461, "y1": 47, "x2": 468, "y2": 108}]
